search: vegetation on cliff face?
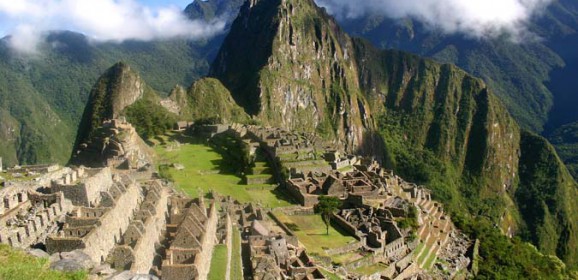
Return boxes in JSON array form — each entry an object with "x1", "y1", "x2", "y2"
[
  {"x1": 517, "y1": 131, "x2": 578, "y2": 266},
  {"x1": 359, "y1": 40, "x2": 578, "y2": 271},
  {"x1": 170, "y1": 78, "x2": 249, "y2": 124},
  {"x1": 549, "y1": 122, "x2": 578, "y2": 179},
  {"x1": 334, "y1": 0, "x2": 578, "y2": 183},
  {"x1": 124, "y1": 90, "x2": 177, "y2": 140}
]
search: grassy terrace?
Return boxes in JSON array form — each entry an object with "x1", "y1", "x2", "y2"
[
  {"x1": 331, "y1": 252, "x2": 364, "y2": 265},
  {"x1": 152, "y1": 134, "x2": 292, "y2": 208},
  {"x1": 231, "y1": 228, "x2": 243, "y2": 280},
  {"x1": 208, "y1": 245, "x2": 228, "y2": 280},
  {"x1": 353, "y1": 262, "x2": 388, "y2": 275},
  {"x1": 0, "y1": 245, "x2": 86, "y2": 280},
  {"x1": 272, "y1": 211, "x2": 357, "y2": 257}
]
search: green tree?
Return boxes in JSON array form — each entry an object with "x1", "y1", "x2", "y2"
[{"x1": 315, "y1": 196, "x2": 342, "y2": 235}]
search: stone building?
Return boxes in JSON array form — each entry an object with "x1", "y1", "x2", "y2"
[
  {"x1": 50, "y1": 167, "x2": 112, "y2": 207},
  {"x1": 334, "y1": 207, "x2": 407, "y2": 261},
  {"x1": 286, "y1": 169, "x2": 388, "y2": 207},
  {"x1": 0, "y1": 184, "x2": 73, "y2": 249},
  {"x1": 247, "y1": 220, "x2": 326, "y2": 280},
  {"x1": 46, "y1": 173, "x2": 143, "y2": 263},
  {"x1": 161, "y1": 197, "x2": 218, "y2": 280},
  {"x1": 109, "y1": 180, "x2": 169, "y2": 274}
]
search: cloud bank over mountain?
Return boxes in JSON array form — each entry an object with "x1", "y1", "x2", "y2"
[
  {"x1": 315, "y1": 0, "x2": 553, "y2": 39},
  {"x1": 0, "y1": 0, "x2": 225, "y2": 53}
]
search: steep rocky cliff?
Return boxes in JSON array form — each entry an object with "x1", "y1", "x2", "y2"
[
  {"x1": 211, "y1": 0, "x2": 372, "y2": 150},
  {"x1": 210, "y1": 0, "x2": 578, "y2": 268}
]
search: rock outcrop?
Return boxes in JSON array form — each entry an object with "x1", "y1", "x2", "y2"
[
  {"x1": 70, "y1": 119, "x2": 153, "y2": 169},
  {"x1": 211, "y1": 0, "x2": 371, "y2": 150}
]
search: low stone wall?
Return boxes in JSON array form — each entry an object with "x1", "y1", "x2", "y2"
[
  {"x1": 330, "y1": 213, "x2": 360, "y2": 239},
  {"x1": 279, "y1": 206, "x2": 315, "y2": 216},
  {"x1": 344, "y1": 254, "x2": 383, "y2": 271},
  {"x1": 244, "y1": 185, "x2": 276, "y2": 191},
  {"x1": 225, "y1": 214, "x2": 232, "y2": 280},
  {"x1": 393, "y1": 262, "x2": 420, "y2": 280},
  {"x1": 245, "y1": 176, "x2": 273, "y2": 185},
  {"x1": 325, "y1": 241, "x2": 364, "y2": 257},
  {"x1": 267, "y1": 211, "x2": 296, "y2": 237}
]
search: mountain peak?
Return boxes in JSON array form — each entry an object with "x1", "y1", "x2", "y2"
[{"x1": 211, "y1": 0, "x2": 369, "y2": 150}]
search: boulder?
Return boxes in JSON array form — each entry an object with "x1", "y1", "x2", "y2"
[
  {"x1": 91, "y1": 264, "x2": 116, "y2": 276},
  {"x1": 50, "y1": 250, "x2": 96, "y2": 272},
  {"x1": 108, "y1": 271, "x2": 160, "y2": 280},
  {"x1": 26, "y1": 249, "x2": 50, "y2": 259}
]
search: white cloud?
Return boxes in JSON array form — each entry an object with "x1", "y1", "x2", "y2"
[
  {"x1": 315, "y1": 0, "x2": 553, "y2": 39},
  {"x1": 0, "y1": 0, "x2": 225, "y2": 54}
]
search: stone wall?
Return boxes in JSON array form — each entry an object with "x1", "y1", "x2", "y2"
[
  {"x1": 194, "y1": 202, "x2": 218, "y2": 280},
  {"x1": 51, "y1": 168, "x2": 112, "y2": 207},
  {"x1": 393, "y1": 262, "x2": 420, "y2": 280},
  {"x1": 0, "y1": 185, "x2": 30, "y2": 216},
  {"x1": 330, "y1": 213, "x2": 360, "y2": 239},
  {"x1": 224, "y1": 213, "x2": 232, "y2": 280},
  {"x1": 343, "y1": 254, "x2": 384, "y2": 271},
  {"x1": 162, "y1": 201, "x2": 219, "y2": 280},
  {"x1": 130, "y1": 186, "x2": 169, "y2": 273},
  {"x1": 324, "y1": 241, "x2": 364, "y2": 256},
  {"x1": 82, "y1": 180, "x2": 142, "y2": 263},
  {"x1": 278, "y1": 206, "x2": 315, "y2": 216},
  {"x1": 267, "y1": 211, "x2": 296, "y2": 237}
]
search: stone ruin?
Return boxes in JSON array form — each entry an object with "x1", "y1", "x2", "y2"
[
  {"x1": 0, "y1": 119, "x2": 232, "y2": 279},
  {"x1": 71, "y1": 118, "x2": 154, "y2": 170},
  {"x1": 246, "y1": 218, "x2": 326, "y2": 279},
  {"x1": 334, "y1": 207, "x2": 407, "y2": 260},
  {"x1": 286, "y1": 169, "x2": 389, "y2": 208},
  {"x1": 0, "y1": 120, "x2": 475, "y2": 279},
  {"x1": 0, "y1": 183, "x2": 73, "y2": 249}
]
